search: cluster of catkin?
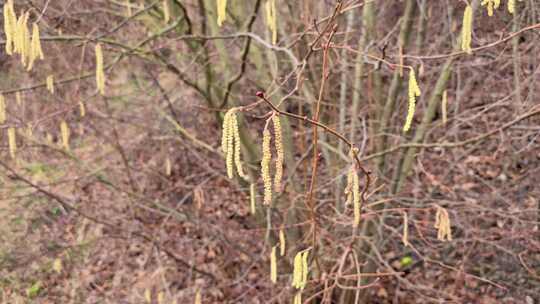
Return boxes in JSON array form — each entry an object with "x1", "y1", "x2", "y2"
[
  {"x1": 221, "y1": 108, "x2": 248, "y2": 180},
  {"x1": 260, "y1": 114, "x2": 284, "y2": 205},
  {"x1": 403, "y1": 69, "x2": 421, "y2": 132},
  {"x1": 434, "y1": 206, "x2": 452, "y2": 241},
  {"x1": 3, "y1": 0, "x2": 44, "y2": 71},
  {"x1": 265, "y1": 0, "x2": 278, "y2": 44}
]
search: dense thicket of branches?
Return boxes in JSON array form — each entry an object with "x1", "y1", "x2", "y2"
[{"x1": 1, "y1": 0, "x2": 539, "y2": 303}]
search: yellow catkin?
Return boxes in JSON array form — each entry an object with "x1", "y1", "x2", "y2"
[
  {"x1": 165, "y1": 157, "x2": 171, "y2": 176},
  {"x1": 15, "y1": 12, "x2": 31, "y2": 67},
  {"x1": 60, "y1": 120, "x2": 70, "y2": 150},
  {"x1": 279, "y1": 228, "x2": 286, "y2": 256},
  {"x1": 95, "y1": 43, "x2": 106, "y2": 95},
  {"x1": 481, "y1": 0, "x2": 500, "y2": 16},
  {"x1": 403, "y1": 69, "x2": 421, "y2": 132},
  {"x1": 194, "y1": 289, "x2": 201, "y2": 304},
  {"x1": 221, "y1": 109, "x2": 247, "y2": 179},
  {"x1": 163, "y1": 0, "x2": 170, "y2": 23},
  {"x1": 261, "y1": 127, "x2": 272, "y2": 205},
  {"x1": 292, "y1": 251, "x2": 303, "y2": 288},
  {"x1": 8, "y1": 127, "x2": 16, "y2": 159},
  {"x1": 272, "y1": 115, "x2": 283, "y2": 192},
  {"x1": 442, "y1": 90, "x2": 448, "y2": 125},
  {"x1": 270, "y1": 245, "x2": 277, "y2": 283},
  {"x1": 3, "y1": 0, "x2": 16, "y2": 55},
  {"x1": 301, "y1": 250, "x2": 309, "y2": 289},
  {"x1": 352, "y1": 167, "x2": 360, "y2": 228},
  {"x1": 0, "y1": 94, "x2": 6, "y2": 124},
  {"x1": 232, "y1": 111, "x2": 248, "y2": 179},
  {"x1": 126, "y1": 0, "x2": 132, "y2": 17},
  {"x1": 52, "y1": 258, "x2": 63, "y2": 273},
  {"x1": 461, "y1": 5, "x2": 473, "y2": 54},
  {"x1": 79, "y1": 101, "x2": 86, "y2": 117},
  {"x1": 46, "y1": 75, "x2": 55, "y2": 93},
  {"x1": 434, "y1": 206, "x2": 452, "y2": 241},
  {"x1": 265, "y1": 0, "x2": 277, "y2": 44},
  {"x1": 27, "y1": 23, "x2": 44, "y2": 71},
  {"x1": 508, "y1": 0, "x2": 515, "y2": 13},
  {"x1": 293, "y1": 292, "x2": 302, "y2": 304},
  {"x1": 250, "y1": 183, "x2": 256, "y2": 214},
  {"x1": 402, "y1": 211, "x2": 409, "y2": 247},
  {"x1": 157, "y1": 292, "x2": 164, "y2": 304},
  {"x1": 16, "y1": 92, "x2": 22, "y2": 106},
  {"x1": 144, "y1": 289, "x2": 151, "y2": 303},
  {"x1": 344, "y1": 166, "x2": 354, "y2": 205},
  {"x1": 216, "y1": 0, "x2": 227, "y2": 26}
]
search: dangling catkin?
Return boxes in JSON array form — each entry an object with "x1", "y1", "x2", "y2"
[
  {"x1": 216, "y1": 0, "x2": 227, "y2": 26},
  {"x1": 194, "y1": 289, "x2": 201, "y2": 304},
  {"x1": 403, "y1": 68, "x2": 421, "y2": 132},
  {"x1": 344, "y1": 166, "x2": 354, "y2": 205},
  {"x1": 0, "y1": 94, "x2": 6, "y2": 124},
  {"x1": 60, "y1": 120, "x2": 70, "y2": 150},
  {"x1": 442, "y1": 90, "x2": 448, "y2": 125},
  {"x1": 434, "y1": 206, "x2": 452, "y2": 241},
  {"x1": 144, "y1": 289, "x2": 151, "y2": 303},
  {"x1": 165, "y1": 157, "x2": 171, "y2": 176},
  {"x1": 301, "y1": 249, "x2": 310, "y2": 288},
  {"x1": 279, "y1": 228, "x2": 286, "y2": 256},
  {"x1": 221, "y1": 108, "x2": 247, "y2": 179},
  {"x1": 402, "y1": 211, "x2": 410, "y2": 246},
  {"x1": 95, "y1": 44, "x2": 106, "y2": 95},
  {"x1": 272, "y1": 115, "x2": 283, "y2": 192},
  {"x1": 270, "y1": 245, "x2": 277, "y2": 283},
  {"x1": 163, "y1": 0, "x2": 170, "y2": 23},
  {"x1": 8, "y1": 127, "x2": 16, "y2": 159},
  {"x1": 508, "y1": 0, "x2": 515, "y2": 13},
  {"x1": 16, "y1": 92, "x2": 22, "y2": 106},
  {"x1": 293, "y1": 292, "x2": 302, "y2": 304},
  {"x1": 481, "y1": 0, "x2": 500, "y2": 16},
  {"x1": 46, "y1": 75, "x2": 55, "y2": 93},
  {"x1": 249, "y1": 183, "x2": 256, "y2": 214},
  {"x1": 27, "y1": 23, "x2": 44, "y2": 71},
  {"x1": 3, "y1": 0, "x2": 16, "y2": 55},
  {"x1": 461, "y1": 5, "x2": 473, "y2": 54},
  {"x1": 352, "y1": 167, "x2": 361, "y2": 228},
  {"x1": 265, "y1": 0, "x2": 277, "y2": 44},
  {"x1": 261, "y1": 127, "x2": 272, "y2": 205},
  {"x1": 79, "y1": 102, "x2": 86, "y2": 118},
  {"x1": 292, "y1": 251, "x2": 303, "y2": 288}
]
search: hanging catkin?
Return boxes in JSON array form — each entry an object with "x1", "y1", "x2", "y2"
[
  {"x1": 249, "y1": 183, "x2": 256, "y2": 214},
  {"x1": 508, "y1": 0, "x2": 515, "y2": 13},
  {"x1": 442, "y1": 90, "x2": 448, "y2": 125},
  {"x1": 221, "y1": 108, "x2": 248, "y2": 179},
  {"x1": 79, "y1": 102, "x2": 86, "y2": 118},
  {"x1": 270, "y1": 245, "x2": 277, "y2": 283},
  {"x1": 403, "y1": 68, "x2": 421, "y2": 132},
  {"x1": 272, "y1": 115, "x2": 283, "y2": 192},
  {"x1": 8, "y1": 127, "x2": 17, "y2": 159},
  {"x1": 46, "y1": 75, "x2": 55, "y2": 93},
  {"x1": 461, "y1": 5, "x2": 473, "y2": 54},
  {"x1": 3, "y1": 0, "x2": 17, "y2": 55},
  {"x1": 434, "y1": 206, "x2": 452, "y2": 241},
  {"x1": 261, "y1": 127, "x2": 272, "y2": 205},
  {"x1": 0, "y1": 94, "x2": 6, "y2": 124},
  {"x1": 27, "y1": 23, "x2": 44, "y2": 71},
  {"x1": 60, "y1": 120, "x2": 70, "y2": 150},
  {"x1": 216, "y1": 0, "x2": 227, "y2": 26},
  {"x1": 265, "y1": 0, "x2": 277, "y2": 44},
  {"x1": 163, "y1": 0, "x2": 170, "y2": 23},
  {"x1": 279, "y1": 228, "x2": 286, "y2": 256},
  {"x1": 481, "y1": 0, "x2": 500, "y2": 16},
  {"x1": 194, "y1": 289, "x2": 201, "y2": 304},
  {"x1": 95, "y1": 44, "x2": 106, "y2": 95},
  {"x1": 402, "y1": 211, "x2": 410, "y2": 246}
]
